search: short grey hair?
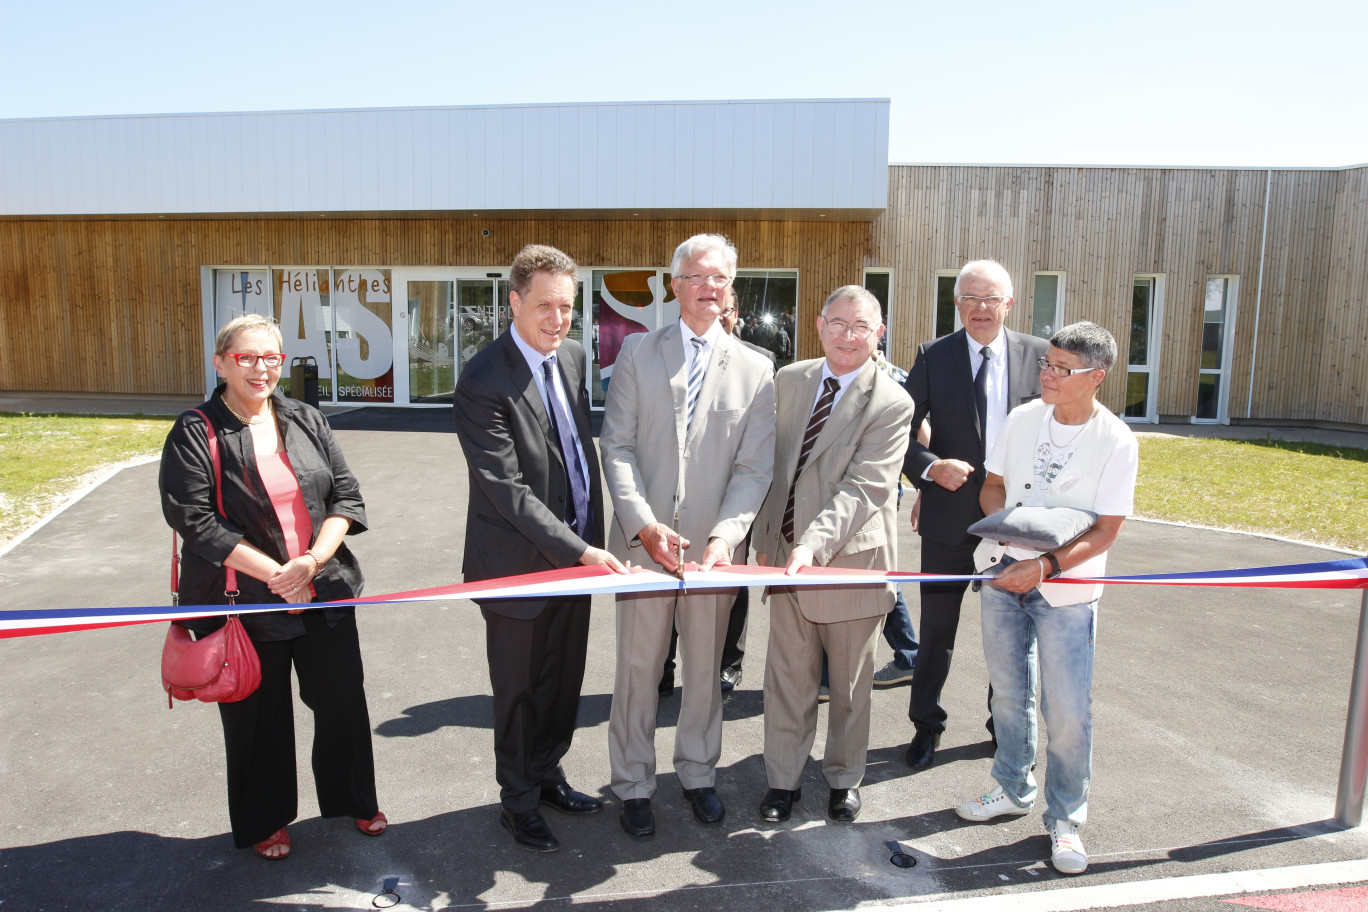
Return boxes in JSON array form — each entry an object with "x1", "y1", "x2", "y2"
[
  {"x1": 1050, "y1": 321, "x2": 1117, "y2": 372},
  {"x1": 821, "y1": 285, "x2": 882, "y2": 323},
  {"x1": 671, "y1": 233, "x2": 738, "y2": 278},
  {"x1": 215, "y1": 314, "x2": 283, "y2": 355},
  {"x1": 954, "y1": 259, "x2": 1014, "y2": 299}
]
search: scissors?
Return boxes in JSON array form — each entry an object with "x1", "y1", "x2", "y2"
[{"x1": 672, "y1": 497, "x2": 687, "y2": 593}]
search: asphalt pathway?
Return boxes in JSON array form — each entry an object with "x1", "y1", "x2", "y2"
[{"x1": 1, "y1": 406, "x2": 1365, "y2": 911}]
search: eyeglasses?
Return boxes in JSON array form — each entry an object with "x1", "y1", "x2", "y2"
[
  {"x1": 822, "y1": 317, "x2": 877, "y2": 339},
  {"x1": 1037, "y1": 356, "x2": 1098, "y2": 378},
  {"x1": 677, "y1": 273, "x2": 733, "y2": 287},
  {"x1": 957, "y1": 294, "x2": 1008, "y2": 308},
  {"x1": 720, "y1": 308, "x2": 737, "y2": 318},
  {"x1": 225, "y1": 352, "x2": 285, "y2": 368}
]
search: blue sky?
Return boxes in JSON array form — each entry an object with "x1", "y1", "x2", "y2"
[{"x1": 4, "y1": 0, "x2": 1363, "y2": 168}]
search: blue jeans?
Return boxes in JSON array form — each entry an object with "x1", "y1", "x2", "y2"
[
  {"x1": 882, "y1": 586, "x2": 919, "y2": 671},
  {"x1": 979, "y1": 558, "x2": 1096, "y2": 827}
]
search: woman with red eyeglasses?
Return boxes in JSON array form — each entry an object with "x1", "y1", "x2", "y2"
[{"x1": 159, "y1": 314, "x2": 385, "y2": 860}]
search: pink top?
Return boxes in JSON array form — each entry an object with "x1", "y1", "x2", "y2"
[{"x1": 256, "y1": 451, "x2": 315, "y2": 598}]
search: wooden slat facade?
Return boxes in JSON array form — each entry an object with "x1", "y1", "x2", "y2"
[
  {"x1": 868, "y1": 164, "x2": 1368, "y2": 426},
  {"x1": 2, "y1": 162, "x2": 1366, "y2": 428},
  {"x1": 0, "y1": 218, "x2": 870, "y2": 396}
]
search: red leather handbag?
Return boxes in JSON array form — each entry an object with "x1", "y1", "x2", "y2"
[
  {"x1": 161, "y1": 408, "x2": 262, "y2": 708},
  {"x1": 161, "y1": 614, "x2": 261, "y2": 707}
]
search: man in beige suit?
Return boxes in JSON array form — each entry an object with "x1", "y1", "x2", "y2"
[
  {"x1": 754, "y1": 285, "x2": 914, "y2": 824},
  {"x1": 601, "y1": 233, "x2": 776, "y2": 838}
]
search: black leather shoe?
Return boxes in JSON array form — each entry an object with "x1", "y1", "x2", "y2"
[
  {"x1": 540, "y1": 782, "x2": 603, "y2": 815},
  {"x1": 906, "y1": 730, "x2": 942, "y2": 770},
  {"x1": 500, "y1": 807, "x2": 559, "y2": 852},
  {"x1": 620, "y1": 798, "x2": 655, "y2": 838},
  {"x1": 828, "y1": 787, "x2": 861, "y2": 822},
  {"x1": 758, "y1": 787, "x2": 800, "y2": 822},
  {"x1": 683, "y1": 787, "x2": 726, "y2": 825},
  {"x1": 720, "y1": 665, "x2": 743, "y2": 694}
]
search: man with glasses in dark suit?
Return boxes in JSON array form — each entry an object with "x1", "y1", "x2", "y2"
[{"x1": 901, "y1": 259, "x2": 1049, "y2": 769}]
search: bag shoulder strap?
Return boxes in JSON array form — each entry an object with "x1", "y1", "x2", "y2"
[{"x1": 171, "y1": 408, "x2": 236, "y2": 600}]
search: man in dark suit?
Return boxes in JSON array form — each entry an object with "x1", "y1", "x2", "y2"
[
  {"x1": 454, "y1": 244, "x2": 627, "y2": 853},
  {"x1": 902, "y1": 259, "x2": 1049, "y2": 769}
]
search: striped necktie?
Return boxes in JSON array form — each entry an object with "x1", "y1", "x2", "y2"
[
  {"x1": 686, "y1": 337, "x2": 708, "y2": 430},
  {"x1": 782, "y1": 376, "x2": 840, "y2": 542}
]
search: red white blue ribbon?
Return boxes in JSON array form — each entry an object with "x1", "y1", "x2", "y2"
[{"x1": 1, "y1": 557, "x2": 1364, "y2": 639}]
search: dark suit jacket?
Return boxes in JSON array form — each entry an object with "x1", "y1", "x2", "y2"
[
  {"x1": 738, "y1": 337, "x2": 777, "y2": 366},
  {"x1": 453, "y1": 330, "x2": 605, "y2": 619},
  {"x1": 902, "y1": 328, "x2": 1050, "y2": 547}
]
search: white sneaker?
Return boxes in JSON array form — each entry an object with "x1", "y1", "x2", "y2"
[
  {"x1": 955, "y1": 785, "x2": 1032, "y2": 822},
  {"x1": 1047, "y1": 819, "x2": 1088, "y2": 874}
]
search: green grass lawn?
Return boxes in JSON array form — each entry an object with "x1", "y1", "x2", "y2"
[
  {"x1": 0, "y1": 413, "x2": 175, "y2": 544},
  {"x1": 1134, "y1": 436, "x2": 1368, "y2": 553},
  {"x1": 0, "y1": 414, "x2": 1364, "y2": 554}
]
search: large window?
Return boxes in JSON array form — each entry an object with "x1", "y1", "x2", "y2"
[
  {"x1": 590, "y1": 269, "x2": 667, "y2": 409},
  {"x1": 1125, "y1": 276, "x2": 1164, "y2": 422},
  {"x1": 863, "y1": 269, "x2": 892, "y2": 349},
  {"x1": 1196, "y1": 276, "x2": 1238, "y2": 423},
  {"x1": 587, "y1": 267, "x2": 797, "y2": 410},
  {"x1": 1031, "y1": 272, "x2": 1065, "y2": 338},
  {"x1": 210, "y1": 263, "x2": 758, "y2": 410},
  {"x1": 734, "y1": 270, "x2": 798, "y2": 367},
  {"x1": 332, "y1": 269, "x2": 393, "y2": 404},
  {"x1": 934, "y1": 271, "x2": 959, "y2": 338}
]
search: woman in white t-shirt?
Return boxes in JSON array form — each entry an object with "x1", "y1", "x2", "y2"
[{"x1": 952, "y1": 321, "x2": 1139, "y2": 877}]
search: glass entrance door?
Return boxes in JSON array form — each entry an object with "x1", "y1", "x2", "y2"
[
  {"x1": 405, "y1": 279, "x2": 455, "y2": 403},
  {"x1": 397, "y1": 270, "x2": 509, "y2": 405}
]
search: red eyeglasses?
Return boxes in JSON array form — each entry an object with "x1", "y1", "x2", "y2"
[{"x1": 224, "y1": 352, "x2": 285, "y2": 368}]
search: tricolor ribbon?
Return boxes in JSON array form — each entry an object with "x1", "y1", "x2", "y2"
[{"x1": 2, "y1": 557, "x2": 1365, "y2": 639}]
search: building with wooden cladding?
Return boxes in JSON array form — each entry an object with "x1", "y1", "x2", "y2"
[{"x1": 1, "y1": 100, "x2": 1364, "y2": 429}]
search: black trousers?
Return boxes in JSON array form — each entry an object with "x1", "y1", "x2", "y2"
[
  {"x1": 217, "y1": 611, "x2": 378, "y2": 848},
  {"x1": 908, "y1": 537, "x2": 979, "y2": 735},
  {"x1": 482, "y1": 596, "x2": 592, "y2": 813}
]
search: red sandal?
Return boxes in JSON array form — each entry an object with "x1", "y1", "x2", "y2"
[
  {"x1": 356, "y1": 811, "x2": 388, "y2": 836},
  {"x1": 253, "y1": 827, "x2": 291, "y2": 860}
]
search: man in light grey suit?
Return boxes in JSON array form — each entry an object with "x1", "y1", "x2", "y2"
[
  {"x1": 601, "y1": 233, "x2": 776, "y2": 838},
  {"x1": 753, "y1": 286, "x2": 914, "y2": 824}
]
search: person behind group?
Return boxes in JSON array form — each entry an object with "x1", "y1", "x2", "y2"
[
  {"x1": 954, "y1": 321, "x2": 1138, "y2": 876},
  {"x1": 601, "y1": 233, "x2": 776, "y2": 838},
  {"x1": 901, "y1": 259, "x2": 1050, "y2": 769},
  {"x1": 453, "y1": 244, "x2": 627, "y2": 853},
  {"x1": 159, "y1": 314, "x2": 384, "y2": 860},
  {"x1": 753, "y1": 285, "x2": 913, "y2": 825},
  {"x1": 658, "y1": 287, "x2": 775, "y2": 699}
]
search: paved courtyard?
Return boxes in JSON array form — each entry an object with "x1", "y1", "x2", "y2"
[{"x1": 1, "y1": 406, "x2": 1366, "y2": 911}]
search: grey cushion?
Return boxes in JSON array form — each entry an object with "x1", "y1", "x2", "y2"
[{"x1": 967, "y1": 506, "x2": 1097, "y2": 551}]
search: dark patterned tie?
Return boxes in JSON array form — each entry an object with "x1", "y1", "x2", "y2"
[
  {"x1": 543, "y1": 357, "x2": 590, "y2": 537},
  {"x1": 974, "y1": 345, "x2": 991, "y2": 439},
  {"x1": 782, "y1": 376, "x2": 840, "y2": 542}
]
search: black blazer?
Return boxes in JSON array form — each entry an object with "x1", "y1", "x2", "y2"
[
  {"x1": 902, "y1": 328, "x2": 1050, "y2": 547},
  {"x1": 453, "y1": 330, "x2": 605, "y2": 619},
  {"x1": 159, "y1": 387, "x2": 368, "y2": 640}
]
